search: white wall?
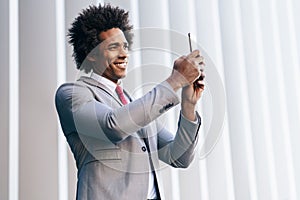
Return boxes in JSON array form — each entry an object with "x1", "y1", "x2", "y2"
[
  {"x1": 0, "y1": 0, "x2": 10, "y2": 199},
  {"x1": 1, "y1": 0, "x2": 300, "y2": 199}
]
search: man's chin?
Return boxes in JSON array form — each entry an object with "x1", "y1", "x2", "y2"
[{"x1": 118, "y1": 74, "x2": 126, "y2": 80}]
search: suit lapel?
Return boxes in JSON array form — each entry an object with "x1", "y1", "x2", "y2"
[
  {"x1": 79, "y1": 76, "x2": 147, "y2": 144},
  {"x1": 78, "y1": 76, "x2": 124, "y2": 106}
]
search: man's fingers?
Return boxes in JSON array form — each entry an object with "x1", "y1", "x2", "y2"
[
  {"x1": 194, "y1": 55, "x2": 205, "y2": 65},
  {"x1": 187, "y1": 50, "x2": 206, "y2": 68},
  {"x1": 194, "y1": 80, "x2": 205, "y2": 90},
  {"x1": 199, "y1": 71, "x2": 205, "y2": 80},
  {"x1": 187, "y1": 50, "x2": 200, "y2": 58},
  {"x1": 198, "y1": 56, "x2": 205, "y2": 64}
]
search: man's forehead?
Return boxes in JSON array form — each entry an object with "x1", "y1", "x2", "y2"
[
  {"x1": 106, "y1": 36, "x2": 127, "y2": 43},
  {"x1": 99, "y1": 28, "x2": 126, "y2": 42}
]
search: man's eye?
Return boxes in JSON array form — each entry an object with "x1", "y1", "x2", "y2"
[
  {"x1": 106, "y1": 43, "x2": 129, "y2": 51},
  {"x1": 108, "y1": 45, "x2": 119, "y2": 51}
]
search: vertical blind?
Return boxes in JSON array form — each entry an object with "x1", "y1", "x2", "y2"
[{"x1": 1, "y1": 0, "x2": 300, "y2": 199}]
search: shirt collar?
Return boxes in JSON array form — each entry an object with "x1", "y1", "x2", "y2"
[{"x1": 90, "y1": 71, "x2": 123, "y2": 94}]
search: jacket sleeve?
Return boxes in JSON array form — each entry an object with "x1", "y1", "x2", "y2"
[
  {"x1": 157, "y1": 112, "x2": 201, "y2": 168},
  {"x1": 55, "y1": 81, "x2": 180, "y2": 143}
]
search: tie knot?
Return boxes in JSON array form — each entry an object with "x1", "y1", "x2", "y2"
[
  {"x1": 115, "y1": 85, "x2": 128, "y2": 105},
  {"x1": 115, "y1": 84, "x2": 123, "y2": 93}
]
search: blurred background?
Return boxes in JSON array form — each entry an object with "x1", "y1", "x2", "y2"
[{"x1": 1, "y1": 0, "x2": 300, "y2": 199}]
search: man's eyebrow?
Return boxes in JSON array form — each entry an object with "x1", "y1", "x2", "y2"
[{"x1": 107, "y1": 42, "x2": 128, "y2": 46}]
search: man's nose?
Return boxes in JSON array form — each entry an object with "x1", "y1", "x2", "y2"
[{"x1": 119, "y1": 46, "x2": 128, "y2": 57}]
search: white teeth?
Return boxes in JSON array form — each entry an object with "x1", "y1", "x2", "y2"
[{"x1": 115, "y1": 63, "x2": 127, "y2": 67}]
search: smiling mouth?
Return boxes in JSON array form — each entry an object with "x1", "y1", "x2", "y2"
[{"x1": 114, "y1": 62, "x2": 127, "y2": 68}]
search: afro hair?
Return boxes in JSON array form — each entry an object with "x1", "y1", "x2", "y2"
[{"x1": 68, "y1": 4, "x2": 133, "y2": 72}]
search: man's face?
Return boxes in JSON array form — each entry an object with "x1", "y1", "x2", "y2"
[{"x1": 94, "y1": 28, "x2": 129, "y2": 83}]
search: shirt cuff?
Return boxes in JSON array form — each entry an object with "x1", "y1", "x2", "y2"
[
  {"x1": 160, "y1": 80, "x2": 180, "y2": 103},
  {"x1": 180, "y1": 111, "x2": 201, "y2": 125}
]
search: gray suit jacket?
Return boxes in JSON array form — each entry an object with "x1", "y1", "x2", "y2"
[{"x1": 55, "y1": 76, "x2": 201, "y2": 200}]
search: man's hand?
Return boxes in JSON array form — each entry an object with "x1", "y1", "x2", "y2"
[
  {"x1": 167, "y1": 50, "x2": 204, "y2": 91},
  {"x1": 166, "y1": 49, "x2": 205, "y2": 121},
  {"x1": 182, "y1": 71, "x2": 205, "y2": 104},
  {"x1": 181, "y1": 70, "x2": 205, "y2": 121}
]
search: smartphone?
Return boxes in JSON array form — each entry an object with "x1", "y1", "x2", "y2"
[{"x1": 188, "y1": 33, "x2": 205, "y2": 88}]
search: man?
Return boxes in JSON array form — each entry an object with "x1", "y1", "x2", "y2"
[{"x1": 55, "y1": 4, "x2": 205, "y2": 200}]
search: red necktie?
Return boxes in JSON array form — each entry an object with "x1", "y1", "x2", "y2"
[{"x1": 115, "y1": 85, "x2": 129, "y2": 105}]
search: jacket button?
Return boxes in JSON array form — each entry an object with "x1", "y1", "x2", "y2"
[{"x1": 141, "y1": 146, "x2": 147, "y2": 152}]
